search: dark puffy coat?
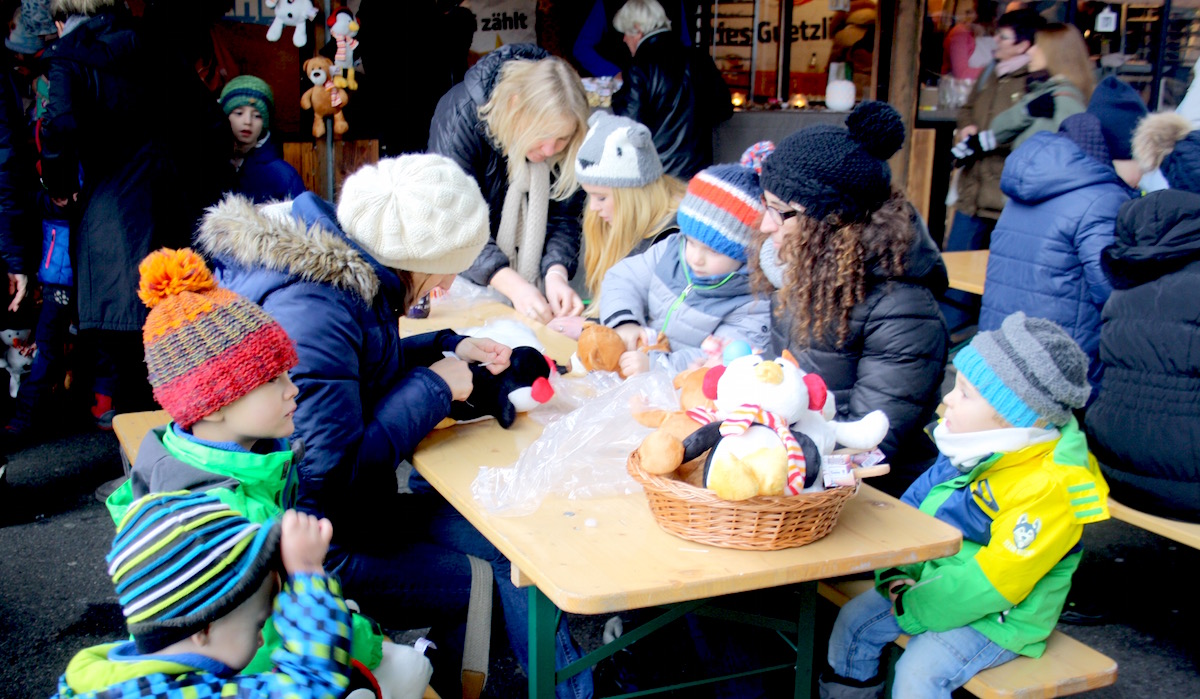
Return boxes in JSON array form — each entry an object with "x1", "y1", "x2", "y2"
[
  {"x1": 40, "y1": 12, "x2": 228, "y2": 331},
  {"x1": 955, "y1": 62, "x2": 1031, "y2": 220},
  {"x1": 1086, "y1": 190, "x2": 1200, "y2": 522},
  {"x1": 769, "y1": 209, "x2": 949, "y2": 496},
  {"x1": 230, "y1": 136, "x2": 306, "y2": 204},
  {"x1": 0, "y1": 53, "x2": 33, "y2": 276},
  {"x1": 979, "y1": 131, "x2": 1134, "y2": 391},
  {"x1": 427, "y1": 44, "x2": 585, "y2": 287},
  {"x1": 611, "y1": 30, "x2": 732, "y2": 180},
  {"x1": 195, "y1": 193, "x2": 467, "y2": 548}
]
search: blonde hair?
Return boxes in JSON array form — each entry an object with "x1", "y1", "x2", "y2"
[
  {"x1": 613, "y1": 0, "x2": 671, "y2": 34},
  {"x1": 50, "y1": 0, "x2": 114, "y2": 18},
  {"x1": 1035, "y1": 23, "x2": 1095, "y2": 101},
  {"x1": 582, "y1": 175, "x2": 687, "y2": 306},
  {"x1": 479, "y1": 58, "x2": 590, "y2": 201}
]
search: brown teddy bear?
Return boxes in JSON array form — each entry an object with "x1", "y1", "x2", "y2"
[
  {"x1": 574, "y1": 323, "x2": 670, "y2": 378},
  {"x1": 300, "y1": 56, "x2": 350, "y2": 139},
  {"x1": 633, "y1": 366, "x2": 718, "y2": 483}
]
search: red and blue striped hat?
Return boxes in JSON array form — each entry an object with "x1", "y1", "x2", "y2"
[{"x1": 676, "y1": 163, "x2": 765, "y2": 263}]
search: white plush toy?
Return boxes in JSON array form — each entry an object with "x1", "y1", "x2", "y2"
[
  {"x1": 265, "y1": 0, "x2": 318, "y2": 48},
  {"x1": 327, "y1": 6, "x2": 360, "y2": 90},
  {"x1": 0, "y1": 328, "x2": 36, "y2": 399}
]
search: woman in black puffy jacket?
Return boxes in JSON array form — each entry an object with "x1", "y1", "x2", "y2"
[{"x1": 754, "y1": 102, "x2": 949, "y2": 496}]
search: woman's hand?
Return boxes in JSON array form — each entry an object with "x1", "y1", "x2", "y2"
[
  {"x1": 455, "y1": 337, "x2": 512, "y2": 374},
  {"x1": 619, "y1": 350, "x2": 650, "y2": 377},
  {"x1": 544, "y1": 266, "x2": 583, "y2": 317},
  {"x1": 7, "y1": 273, "x2": 27, "y2": 312},
  {"x1": 491, "y1": 267, "x2": 552, "y2": 323},
  {"x1": 429, "y1": 357, "x2": 474, "y2": 401}
]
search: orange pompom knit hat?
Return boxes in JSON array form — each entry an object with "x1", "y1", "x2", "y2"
[{"x1": 138, "y1": 248, "x2": 298, "y2": 428}]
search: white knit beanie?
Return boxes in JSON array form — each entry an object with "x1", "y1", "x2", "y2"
[{"x1": 337, "y1": 154, "x2": 490, "y2": 274}]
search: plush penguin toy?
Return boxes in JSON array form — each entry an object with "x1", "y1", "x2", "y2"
[{"x1": 447, "y1": 346, "x2": 559, "y2": 428}]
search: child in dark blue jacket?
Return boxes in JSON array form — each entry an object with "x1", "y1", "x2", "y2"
[{"x1": 220, "y1": 75, "x2": 305, "y2": 204}]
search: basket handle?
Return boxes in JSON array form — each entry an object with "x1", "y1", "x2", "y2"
[{"x1": 853, "y1": 464, "x2": 890, "y2": 481}]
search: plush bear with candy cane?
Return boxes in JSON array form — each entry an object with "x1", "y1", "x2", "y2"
[{"x1": 679, "y1": 351, "x2": 889, "y2": 500}]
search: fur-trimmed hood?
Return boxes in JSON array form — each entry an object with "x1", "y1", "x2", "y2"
[
  {"x1": 1133, "y1": 112, "x2": 1194, "y2": 171},
  {"x1": 196, "y1": 194, "x2": 380, "y2": 303}
]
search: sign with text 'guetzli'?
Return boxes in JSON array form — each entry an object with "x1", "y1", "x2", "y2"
[{"x1": 470, "y1": 0, "x2": 537, "y2": 54}]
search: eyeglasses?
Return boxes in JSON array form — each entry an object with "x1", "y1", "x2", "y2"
[{"x1": 762, "y1": 196, "x2": 800, "y2": 225}]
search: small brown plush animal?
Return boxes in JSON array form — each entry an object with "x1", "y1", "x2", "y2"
[
  {"x1": 300, "y1": 56, "x2": 350, "y2": 139},
  {"x1": 575, "y1": 324, "x2": 672, "y2": 378},
  {"x1": 634, "y1": 366, "x2": 718, "y2": 481}
]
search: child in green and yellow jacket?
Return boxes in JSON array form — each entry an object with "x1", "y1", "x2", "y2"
[{"x1": 821, "y1": 312, "x2": 1110, "y2": 699}]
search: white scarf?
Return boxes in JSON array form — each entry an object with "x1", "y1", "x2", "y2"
[
  {"x1": 496, "y1": 160, "x2": 550, "y2": 285},
  {"x1": 932, "y1": 422, "x2": 1058, "y2": 472}
]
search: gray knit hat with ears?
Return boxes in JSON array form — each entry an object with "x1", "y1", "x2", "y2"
[{"x1": 575, "y1": 112, "x2": 663, "y2": 188}]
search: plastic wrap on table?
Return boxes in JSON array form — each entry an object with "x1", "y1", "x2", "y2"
[{"x1": 471, "y1": 370, "x2": 679, "y2": 516}]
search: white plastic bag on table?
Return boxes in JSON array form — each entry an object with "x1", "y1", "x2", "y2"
[{"x1": 471, "y1": 370, "x2": 679, "y2": 516}]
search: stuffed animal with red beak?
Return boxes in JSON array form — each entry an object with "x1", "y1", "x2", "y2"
[{"x1": 447, "y1": 346, "x2": 559, "y2": 428}]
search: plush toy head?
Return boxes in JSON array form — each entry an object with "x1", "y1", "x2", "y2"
[
  {"x1": 304, "y1": 56, "x2": 334, "y2": 87},
  {"x1": 447, "y1": 346, "x2": 557, "y2": 428},
  {"x1": 575, "y1": 324, "x2": 625, "y2": 374},
  {"x1": 327, "y1": 7, "x2": 359, "y2": 37},
  {"x1": 706, "y1": 351, "x2": 826, "y2": 424}
]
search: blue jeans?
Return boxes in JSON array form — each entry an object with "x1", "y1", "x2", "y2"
[
  {"x1": 328, "y1": 487, "x2": 593, "y2": 699},
  {"x1": 826, "y1": 588, "x2": 1017, "y2": 699},
  {"x1": 939, "y1": 212, "x2": 996, "y2": 333}
]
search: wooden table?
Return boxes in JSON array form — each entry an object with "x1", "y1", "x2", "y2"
[
  {"x1": 943, "y1": 249, "x2": 988, "y2": 295},
  {"x1": 112, "y1": 409, "x2": 171, "y2": 470},
  {"x1": 407, "y1": 305, "x2": 962, "y2": 698}
]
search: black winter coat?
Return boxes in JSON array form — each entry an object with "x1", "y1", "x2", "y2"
[
  {"x1": 0, "y1": 54, "x2": 33, "y2": 276},
  {"x1": 769, "y1": 212, "x2": 949, "y2": 497},
  {"x1": 1086, "y1": 190, "x2": 1200, "y2": 523},
  {"x1": 427, "y1": 44, "x2": 585, "y2": 288},
  {"x1": 40, "y1": 12, "x2": 228, "y2": 331},
  {"x1": 611, "y1": 30, "x2": 732, "y2": 180}
]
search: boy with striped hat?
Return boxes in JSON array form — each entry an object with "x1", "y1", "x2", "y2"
[
  {"x1": 598, "y1": 162, "x2": 772, "y2": 375},
  {"x1": 53, "y1": 491, "x2": 350, "y2": 698}
]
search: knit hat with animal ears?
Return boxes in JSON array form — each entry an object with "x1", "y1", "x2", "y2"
[{"x1": 575, "y1": 112, "x2": 664, "y2": 188}]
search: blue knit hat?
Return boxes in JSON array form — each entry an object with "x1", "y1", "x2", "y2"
[
  {"x1": 1087, "y1": 76, "x2": 1148, "y2": 161},
  {"x1": 953, "y1": 312, "x2": 1090, "y2": 428},
  {"x1": 6, "y1": 0, "x2": 56, "y2": 54},
  {"x1": 676, "y1": 164, "x2": 764, "y2": 263},
  {"x1": 107, "y1": 491, "x2": 281, "y2": 653},
  {"x1": 1059, "y1": 113, "x2": 1110, "y2": 164}
]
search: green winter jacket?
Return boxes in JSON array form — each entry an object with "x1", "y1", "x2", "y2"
[{"x1": 988, "y1": 74, "x2": 1086, "y2": 151}]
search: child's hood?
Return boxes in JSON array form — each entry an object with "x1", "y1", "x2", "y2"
[{"x1": 56, "y1": 642, "x2": 196, "y2": 697}]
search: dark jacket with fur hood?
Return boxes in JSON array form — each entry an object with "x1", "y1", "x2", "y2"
[
  {"x1": 769, "y1": 206, "x2": 949, "y2": 497},
  {"x1": 195, "y1": 193, "x2": 468, "y2": 547},
  {"x1": 1086, "y1": 190, "x2": 1200, "y2": 522},
  {"x1": 427, "y1": 44, "x2": 585, "y2": 287}
]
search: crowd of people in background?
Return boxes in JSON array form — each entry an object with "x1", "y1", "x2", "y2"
[{"x1": 0, "y1": 0, "x2": 1197, "y2": 698}]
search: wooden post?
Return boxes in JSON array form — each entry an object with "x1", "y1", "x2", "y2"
[{"x1": 888, "y1": 0, "x2": 924, "y2": 191}]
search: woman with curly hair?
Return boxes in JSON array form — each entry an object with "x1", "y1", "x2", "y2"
[{"x1": 754, "y1": 102, "x2": 950, "y2": 495}]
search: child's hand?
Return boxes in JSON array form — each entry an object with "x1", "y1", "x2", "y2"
[
  {"x1": 619, "y1": 350, "x2": 650, "y2": 377},
  {"x1": 280, "y1": 510, "x2": 332, "y2": 575},
  {"x1": 615, "y1": 324, "x2": 645, "y2": 351},
  {"x1": 456, "y1": 337, "x2": 512, "y2": 374},
  {"x1": 887, "y1": 578, "x2": 916, "y2": 604}
]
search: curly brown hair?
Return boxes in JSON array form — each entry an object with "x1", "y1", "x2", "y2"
[{"x1": 750, "y1": 189, "x2": 915, "y2": 348}]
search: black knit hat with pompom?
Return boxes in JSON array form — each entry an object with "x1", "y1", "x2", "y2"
[{"x1": 760, "y1": 101, "x2": 906, "y2": 223}]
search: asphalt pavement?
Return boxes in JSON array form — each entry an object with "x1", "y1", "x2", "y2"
[{"x1": 1, "y1": 418, "x2": 1197, "y2": 699}]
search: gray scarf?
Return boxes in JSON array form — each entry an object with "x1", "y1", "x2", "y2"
[
  {"x1": 759, "y1": 237, "x2": 788, "y2": 290},
  {"x1": 496, "y1": 161, "x2": 550, "y2": 285}
]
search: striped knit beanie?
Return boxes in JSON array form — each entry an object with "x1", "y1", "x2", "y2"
[
  {"x1": 676, "y1": 163, "x2": 765, "y2": 264},
  {"x1": 953, "y1": 312, "x2": 1090, "y2": 428},
  {"x1": 139, "y1": 248, "x2": 298, "y2": 428},
  {"x1": 220, "y1": 75, "x2": 274, "y2": 133},
  {"x1": 108, "y1": 491, "x2": 281, "y2": 653}
]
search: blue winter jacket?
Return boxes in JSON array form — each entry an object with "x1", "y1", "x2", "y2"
[
  {"x1": 195, "y1": 193, "x2": 467, "y2": 548},
  {"x1": 230, "y1": 135, "x2": 306, "y2": 204},
  {"x1": 979, "y1": 131, "x2": 1135, "y2": 390}
]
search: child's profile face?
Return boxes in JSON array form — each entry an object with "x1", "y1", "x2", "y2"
[
  {"x1": 229, "y1": 106, "x2": 264, "y2": 147},
  {"x1": 204, "y1": 573, "x2": 277, "y2": 671},
  {"x1": 943, "y1": 372, "x2": 1010, "y2": 434},
  {"x1": 215, "y1": 372, "x2": 299, "y2": 449},
  {"x1": 684, "y1": 237, "x2": 742, "y2": 277},
  {"x1": 583, "y1": 184, "x2": 615, "y2": 223}
]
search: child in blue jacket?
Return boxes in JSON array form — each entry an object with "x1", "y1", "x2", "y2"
[{"x1": 821, "y1": 313, "x2": 1110, "y2": 699}]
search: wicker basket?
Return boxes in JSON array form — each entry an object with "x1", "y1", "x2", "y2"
[{"x1": 626, "y1": 450, "x2": 859, "y2": 551}]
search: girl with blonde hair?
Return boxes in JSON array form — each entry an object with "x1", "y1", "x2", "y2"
[
  {"x1": 429, "y1": 45, "x2": 590, "y2": 323},
  {"x1": 952, "y1": 23, "x2": 1094, "y2": 158},
  {"x1": 574, "y1": 112, "x2": 686, "y2": 312}
]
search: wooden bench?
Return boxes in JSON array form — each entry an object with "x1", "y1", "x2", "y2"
[
  {"x1": 818, "y1": 578, "x2": 1117, "y2": 698},
  {"x1": 1108, "y1": 497, "x2": 1200, "y2": 551},
  {"x1": 111, "y1": 410, "x2": 171, "y2": 473}
]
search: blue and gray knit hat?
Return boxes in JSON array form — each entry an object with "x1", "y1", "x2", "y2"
[
  {"x1": 107, "y1": 491, "x2": 281, "y2": 653},
  {"x1": 676, "y1": 163, "x2": 764, "y2": 263},
  {"x1": 575, "y1": 112, "x2": 663, "y2": 188},
  {"x1": 953, "y1": 312, "x2": 1090, "y2": 428}
]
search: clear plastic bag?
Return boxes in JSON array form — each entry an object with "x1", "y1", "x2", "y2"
[{"x1": 471, "y1": 370, "x2": 679, "y2": 516}]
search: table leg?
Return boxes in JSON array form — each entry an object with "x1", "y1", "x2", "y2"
[
  {"x1": 528, "y1": 586, "x2": 558, "y2": 699},
  {"x1": 793, "y1": 581, "x2": 818, "y2": 699}
]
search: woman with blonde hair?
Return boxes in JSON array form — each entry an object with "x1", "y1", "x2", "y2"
[
  {"x1": 952, "y1": 23, "x2": 1094, "y2": 159},
  {"x1": 574, "y1": 112, "x2": 686, "y2": 311},
  {"x1": 429, "y1": 45, "x2": 590, "y2": 323}
]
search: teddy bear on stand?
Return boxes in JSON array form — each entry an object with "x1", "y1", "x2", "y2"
[
  {"x1": 265, "y1": 0, "x2": 318, "y2": 48},
  {"x1": 327, "y1": 6, "x2": 360, "y2": 90},
  {"x1": 300, "y1": 56, "x2": 350, "y2": 138}
]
